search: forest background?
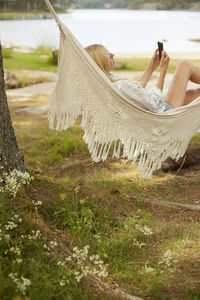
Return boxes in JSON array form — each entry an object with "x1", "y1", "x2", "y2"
[{"x1": 1, "y1": 0, "x2": 200, "y2": 11}]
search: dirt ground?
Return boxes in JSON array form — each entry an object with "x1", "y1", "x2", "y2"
[{"x1": 6, "y1": 69, "x2": 200, "y2": 114}]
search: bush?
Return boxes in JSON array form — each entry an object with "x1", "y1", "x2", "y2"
[
  {"x1": 48, "y1": 50, "x2": 58, "y2": 65},
  {"x1": 2, "y1": 48, "x2": 12, "y2": 59}
]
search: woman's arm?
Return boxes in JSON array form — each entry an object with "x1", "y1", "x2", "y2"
[
  {"x1": 139, "y1": 49, "x2": 160, "y2": 88},
  {"x1": 156, "y1": 51, "x2": 170, "y2": 90}
]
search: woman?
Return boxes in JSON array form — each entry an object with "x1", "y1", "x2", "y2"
[{"x1": 85, "y1": 44, "x2": 200, "y2": 113}]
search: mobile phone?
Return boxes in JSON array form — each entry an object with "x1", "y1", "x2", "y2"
[{"x1": 157, "y1": 41, "x2": 163, "y2": 60}]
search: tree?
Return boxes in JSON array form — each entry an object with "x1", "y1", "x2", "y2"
[
  {"x1": 0, "y1": 44, "x2": 25, "y2": 176},
  {"x1": 0, "y1": 0, "x2": 72, "y2": 12}
]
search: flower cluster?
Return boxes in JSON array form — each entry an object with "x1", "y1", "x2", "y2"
[
  {"x1": 0, "y1": 169, "x2": 34, "y2": 197},
  {"x1": 0, "y1": 213, "x2": 31, "y2": 295},
  {"x1": 9, "y1": 273, "x2": 31, "y2": 295},
  {"x1": 5, "y1": 214, "x2": 22, "y2": 230},
  {"x1": 58, "y1": 245, "x2": 108, "y2": 285},
  {"x1": 21, "y1": 230, "x2": 41, "y2": 241},
  {"x1": 69, "y1": 245, "x2": 108, "y2": 281},
  {"x1": 1, "y1": 213, "x2": 70, "y2": 296},
  {"x1": 135, "y1": 224, "x2": 153, "y2": 236},
  {"x1": 43, "y1": 240, "x2": 58, "y2": 252},
  {"x1": 32, "y1": 200, "x2": 43, "y2": 207},
  {"x1": 3, "y1": 215, "x2": 23, "y2": 265},
  {"x1": 141, "y1": 262, "x2": 155, "y2": 274},
  {"x1": 132, "y1": 238, "x2": 146, "y2": 249},
  {"x1": 158, "y1": 250, "x2": 178, "y2": 270}
]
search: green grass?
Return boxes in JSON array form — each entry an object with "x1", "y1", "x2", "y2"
[
  {"x1": 0, "y1": 11, "x2": 54, "y2": 20},
  {"x1": 4, "y1": 47, "x2": 200, "y2": 73},
  {"x1": 0, "y1": 195, "x2": 111, "y2": 300},
  {"x1": 114, "y1": 57, "x2": 200, "y2": 73},
  {"x1": 3, "y1": 50, "x2": 57, "y2": 72}
]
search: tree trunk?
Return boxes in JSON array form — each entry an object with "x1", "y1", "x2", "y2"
[{"x1": 0, "y1": 43, "x2": 26, "y2": 176}]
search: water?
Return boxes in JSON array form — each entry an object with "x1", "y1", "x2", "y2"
[{"x1": 0, "y1": 9, "x2": 200, "y2": 54}]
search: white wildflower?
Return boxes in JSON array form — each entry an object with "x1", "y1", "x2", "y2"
[
  {"x1": 5, "y1": 221, "x2": 17, "y2": 230},
  {"x1": 67, "y1": 245, "x2": 108, "y2": 282},
  {"x1": 2, "y1": 169, "x2": 33, "y2": 197},
  {"x1": 57, "y1": 261, "x2": 65, "y2": 266},
  {"x1": 9, "y1": 273, "x2": 31, "y2": 295},
  {"x1": 144, "y1": 266, "x2": 155, "y2": 273},
  {"x1": 44, "y1": 240, "x2": 58, "y2": 252},
  {"x1": 9, "y1": 246, "x2": 21, "y2": 256},
  {"x1": 59, "y1": 280, "x2": 66, "y2": 286},
  {"x1": 16, "y1": 258, "x2": 23, "y2": 264},
  {"x1": 133, "y1": 238, "x2": 146, "y2": 249},
  {"x1": 135, "y1": 224, "x2": 153, "y2": 236},
  {"x1": 32, "y1": 200, "x2": 43, "y2": 207},
  {"x1": 49, "y1": 240, "x2": 57, "y2": 249},
  {"x1": 5, "y1": 234, "x2": 11, "y2": 240},
  {"x1": 65, "y1": 256, "x2": 72, "y2": 262},
  {"x1": 158, "y1": 249, "x2": 177, "y2": 270}
]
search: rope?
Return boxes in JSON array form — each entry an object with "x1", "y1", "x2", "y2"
[{"x1": 44, "y1": 0, "x2": 61, "y2": 26}]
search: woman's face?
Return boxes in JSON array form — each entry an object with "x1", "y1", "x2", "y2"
[{"x1": 109, "y1": 52, "x2": 115, "y2": 71}]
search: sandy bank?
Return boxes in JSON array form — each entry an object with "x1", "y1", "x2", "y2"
[
  {"x1": 8, "y1": 46, "x2": 200, "y2": 60},
  {"x1": 115, "y1": 51, "x2": 200, "y2": 60}
]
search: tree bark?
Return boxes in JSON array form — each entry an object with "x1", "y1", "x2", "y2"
[{"x1": 0, "y1": 43, "x2": 26, "y2": 175}]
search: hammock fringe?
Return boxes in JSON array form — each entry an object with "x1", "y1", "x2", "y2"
[{"x1": 48, "y1": 107, "x2": 189, "y2": 177}]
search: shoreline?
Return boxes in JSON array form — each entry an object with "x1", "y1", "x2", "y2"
[
  {"x1": 7, "y1": 46, "x2": 200, "y2": 60},
  {"x1": 115, "y1": 51, "x2": 200, "y2": 60}
]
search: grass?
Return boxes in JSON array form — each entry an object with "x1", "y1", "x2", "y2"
[
  {"x1": 1, "y1": 102, "x2": 200, "y2": 299},
  {"x1": 0, "y1": 11, "x2": 57, "y2": 20},
  {"x1": 0, "y1": 195, "x2": 109, "y2": 300},
  {"x1": 114, "y1": 56, "x2": 200, "y2": 73},
  {"x1": 3, "y1": 47, "x2": 200, "y2": 73},
  {"x1": 3, "y1": 48, "x2": 57, "y2": 72}
]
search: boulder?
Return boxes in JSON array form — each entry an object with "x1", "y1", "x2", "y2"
[{"x1": 4, "y1": 70, "x2": 19, "y2": 88}]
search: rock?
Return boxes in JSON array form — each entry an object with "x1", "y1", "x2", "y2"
[
  {"x1": 4, "y1": 70, "x2": 19, "y2": 88},
  {"x1": 161, "y1": 143, "x2": 200, "y2": 173}
]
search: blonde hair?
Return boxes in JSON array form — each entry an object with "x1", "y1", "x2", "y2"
[{"x1": 85, "y1": 44, "x2": 118, "y2": 82}]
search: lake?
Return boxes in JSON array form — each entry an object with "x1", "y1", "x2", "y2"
[{"x1": 0, "y1": 9, "x2": 200, "y2": 55}]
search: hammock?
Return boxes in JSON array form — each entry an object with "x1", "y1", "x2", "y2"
[{"x1": 44, "y1": 0, "x2": 200, "y2": 177}]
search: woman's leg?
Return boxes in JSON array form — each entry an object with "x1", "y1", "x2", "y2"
[
  {"x1": 183, "y1": 88, "x2": 200, "y2": 105},
  {"x1": 165, "y1": 61, "x2": 200, "y2": 107}
]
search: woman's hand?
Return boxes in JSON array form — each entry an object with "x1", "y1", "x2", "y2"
[
  {"x1": 149, "y1": 49, "x2": 160, "y2": 71},
  {"x1": 139, "y1": 49, "x2": 160, "y2": 88},
  {"x1": 160, "y1": 51, "x2": 170, "y2": 70},
  {"x1": 156, "y1": 51, "x2": 170, "y2": 91}
]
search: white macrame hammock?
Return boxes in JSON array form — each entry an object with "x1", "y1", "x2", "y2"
[{"x1": 45, "y1": 0, "x2": 200, "y2": 177}]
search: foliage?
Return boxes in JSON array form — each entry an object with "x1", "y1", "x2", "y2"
[
  {"x1": 110, "y1": 0, "x2": 132, "y2": 8},
  {"x1": 73, "y1": 0, "x2": 104, "y2": 8},
  {"x1": 0, "y1": 199, "x2": 109, "y2": 299},
  {"x1": 128, "y1": 0, "x2": 200, "y2": 10},
  {"x1": 2, "y1": 48, "x2": 12, "y2": 59},
  {"x1": 74, "y1": 0, "x2": 200, "y2": 9},
  {"x1": 0, "y1": 0, "x2": 72, "y2": 12}
]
